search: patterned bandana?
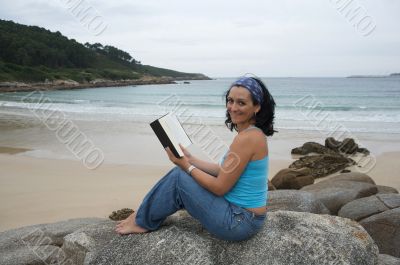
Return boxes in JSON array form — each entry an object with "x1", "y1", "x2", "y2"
[{"x1": 230, "y1": 77, "x2": 264, "y2": 104}]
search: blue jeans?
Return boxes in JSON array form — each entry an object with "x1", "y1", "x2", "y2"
[{"x1": 135, "y1": 166, "x2": 266, "y2": 241}]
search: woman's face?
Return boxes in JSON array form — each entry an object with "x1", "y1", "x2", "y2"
[{"x1": 226, "y1": 86, "x2": 260, "y2": 126}]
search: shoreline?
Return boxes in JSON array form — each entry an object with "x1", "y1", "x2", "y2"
[{"x1": 0, "y1": 75, "x2": 211, "y2": 93}]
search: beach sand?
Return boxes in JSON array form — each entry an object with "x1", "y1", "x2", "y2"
[
  {"x1": 0, "y1": 152, "x2": 292, "y2": 232},
  {"x1": 0, "y1": 114, "x2": 399, "y2": 232}
]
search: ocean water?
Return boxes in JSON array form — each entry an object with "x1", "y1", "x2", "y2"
[{"x1": 1, "y1": 77, "x2": 400, "y2": 135}]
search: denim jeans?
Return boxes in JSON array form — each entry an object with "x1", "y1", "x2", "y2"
[{"x1": 136, "y1": 166, "x2": 266, "y2": 241}]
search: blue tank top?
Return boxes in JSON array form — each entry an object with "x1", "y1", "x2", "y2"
[{"x1": 219, "y1": 128, "x2": 269, "y2": 208}]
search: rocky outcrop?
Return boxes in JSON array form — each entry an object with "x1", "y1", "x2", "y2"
[
  {"x1": 0, "y1": 77, "x2": 175, "y2": 93},
  {"x1": 287, "y1": 138, "x2": 370, "y2": 180},
  {"x1": 267, "y1": 190, "x2": 330, "y2": 214},
  {"x1": 0, "y1": 211, "x2": 379, "y2": 265},
  {"x1": 300, "y1": 173, "x2": 378, "y2": 214},
  {"x1": 325, "y1": 137, "x2": 370, "y2": 155},
  {"x1": 338, "y1": 194, "x2": 400, "y2": 258},
  {"x1": 93, "y1": 211, "x2": 378, "y2": 265},
  {"x1": 292, "y1": 138, "x2": 371, "y2": 156},
  {"x1": 360, "y1": 208, "x2": 400, "y2": 258},
  {"x1": 289, "y1": 154, "x2": 355, "y2": 178},
  {"x1": 270, "y1": 167, "x2": 314, "y2": 189},
  {"x1": 291, "y1": 142, "x2": 337, "y2": 155}
]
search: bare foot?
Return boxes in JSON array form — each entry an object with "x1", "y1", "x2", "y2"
[
  {"x1": 115, "y1": 212, "x2": 148, "y2": 235},
  {"x1": 116, "y1": 212, "x2": 135, "y2": 225}
]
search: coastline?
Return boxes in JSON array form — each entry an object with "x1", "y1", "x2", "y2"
[
  {"x1": 0, "y1": 113, "x2": 399, "y2": 232},
  {"x1": 0, "y1": 75, "x2": 211, "y2": 93}
]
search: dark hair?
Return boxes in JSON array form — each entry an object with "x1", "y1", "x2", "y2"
[{"x1": 224, "y1": 77, "x2": 277, "y2": 136}]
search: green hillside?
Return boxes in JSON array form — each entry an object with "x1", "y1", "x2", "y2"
[{"x1": 0, "y1": 19, "x2": 209, "y2": 83}]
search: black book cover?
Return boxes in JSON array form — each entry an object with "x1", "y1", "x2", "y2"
[{"x1": 150, "y1": 118, "x2": 182, "y2": 158}]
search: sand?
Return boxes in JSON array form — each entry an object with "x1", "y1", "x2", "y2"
[
  {"x1": 0, "y1": 114, "x2": 399, "y2": 232},
  {"x1": 0, "y1": 152, "x2": 292, "y2": 232}
]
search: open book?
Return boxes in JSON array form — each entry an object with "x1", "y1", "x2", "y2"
[{"x1": 150, "y1": 113, "x2": 192, "y2": 158}]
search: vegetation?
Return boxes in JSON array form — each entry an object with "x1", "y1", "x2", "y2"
[{"x1": 0, "y1": 19, "x2": 207, "y2": 82}]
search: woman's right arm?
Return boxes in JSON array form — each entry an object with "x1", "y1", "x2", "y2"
[
  {"x1": 189, "y1": 157, "x2": 220, "y2": 177},
  {"x1": 180, "y1": 144, "x2": 220, "y2": 177}
]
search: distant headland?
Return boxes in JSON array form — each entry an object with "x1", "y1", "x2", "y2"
[
  {"x1": 0, "y1": 19, "x2": 211, "y2": 92},
  {"x1": 347, "y1": 73, "x2": 400, "y2": 78}
]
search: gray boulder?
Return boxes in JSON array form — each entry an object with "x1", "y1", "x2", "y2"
[
  {"x1": 360, "y1": 208, "x2": 400, "y2": 258},
  {"x1": 301, "y1": 175, "x2": 378, "y2": 214},
  {"x1": 0, "y1": 218, "x2": 109, "y2": 265},
  {"x1": 338, "y1": 195, "x2": 390, "y2": 221},
  {"x1": 376, "y1": 185, "x2": 399, "y2": 195},
  {"x1": 377, "y1": 193, "x2": 400, "y2": 209},
  {"x1": 61, "y1": 221, "x2": 117, "y2": 264},
  {"x1": 0, "y1": 245, "x2": 62, "y2": 265},
  {"x1": 329, "y1": 172, "x2": 376, "y2": 184},
  {"x1": 0, "y1": 212, "x2": 380, "y2": 265},
  {"x1": 378, "y1": 254, "x2": 400, "y2": 265},
  {"x1": 89, "y1": 211, "x2": 378, "y2": 265},
  {"x1": 267, "y1": 190, "x2": 330, "y2": 214}
]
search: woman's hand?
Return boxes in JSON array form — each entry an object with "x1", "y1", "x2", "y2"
[
  {"x1": 165, "y1": 145, "x2": 191, "y2": 172},
  {"x1": 179, "y1": 144, "x2": 194, "y2": 163}
]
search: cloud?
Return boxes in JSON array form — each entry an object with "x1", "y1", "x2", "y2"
[{"x1": 1, "y1": 0, "x2": 399, "y2": 76}]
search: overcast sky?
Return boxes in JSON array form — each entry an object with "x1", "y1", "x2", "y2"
[{"x1": 1, "y1": 0, "x2": 399, "y2": 77}]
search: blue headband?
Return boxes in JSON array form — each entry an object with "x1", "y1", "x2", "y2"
[{"x1": 231, "y1": 77, "x2": 264, "y2": 104}]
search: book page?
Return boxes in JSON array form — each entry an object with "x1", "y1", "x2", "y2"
[
  {"x1": 158, "y1": 116, "x2": 180, "y2": 155},
  {"x1": 159, "y1": 114, "x2": 191, "y2": 156},
  {"x1": 166, "y1": 115, "x2": 192, "y2": 148}
]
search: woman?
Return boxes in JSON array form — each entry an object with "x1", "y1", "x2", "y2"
[{"x1": 116, "y1": 76, "x2": 276, "y2": 241}]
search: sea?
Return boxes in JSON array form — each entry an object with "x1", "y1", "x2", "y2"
[{"x1": 1, "y1": 77, "x2": 400, "y2": 135}]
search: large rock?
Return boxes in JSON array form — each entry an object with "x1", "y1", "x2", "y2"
[
  {"x1": 267, "y1": 190, "x2": 330, "y2": 214},
  {"x1": 360, "y1": 208, "x2": 400, "y2": 258},
  {"x1": 329, "y1": 172, "x2": 375, "y2": 185},
  {"x1": 301, "y1": 175, "x2": 378, "y2": 214},
  {"x1": 376, "y1": 185, "x2": 399, "y2": 195},
  {"x1": 0, "y1": 218, "x2": 109, "y2": 265},
  {"x1": 0, "y1": 212, "x2": 380, "y2": 265},
  {"x1": 325, "y1": 137, "x2": 357, "y2": 154},
  {"x1": 289, "y1": 154, "x2": 355, "y2": 178},
  {"x1": 291, "y1": 142, "x2": 337, "y2": 155},
  {"x1": 0, "y1": 245, "x2": 62, "y2": 265},
  {"x1": 270, "y1": 167, "x2": 314, "y2": 189},
  {"x1": 378, "y1": 254, "x2": 400, "y2": 265},
  {"x1": 377, "y1": 193, "x2": 400, "y2": 209},
  {"x1": 61, "y1": 221, "x2": 117, "y2": 265},
  {"x1": 338, "y1": 195, "x2": 390, "y2": 221},
  {"x1": 268, "y1": 180, "x2": 276, "y2": 191},
  {"x1": 325, "y1": 137, "x2": 370, "y2": 155},
  {"x1": 90, "y1": 211, "x2": 378, "y2": 265}
]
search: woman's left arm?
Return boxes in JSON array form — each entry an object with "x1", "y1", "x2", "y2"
[{"x1": 165, "y1": 133, "x2": 253, "y2": 196}]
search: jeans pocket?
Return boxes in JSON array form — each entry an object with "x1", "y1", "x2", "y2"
[{"x1": 229, "y1": 210, "x2": 245, "y2": 230}]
